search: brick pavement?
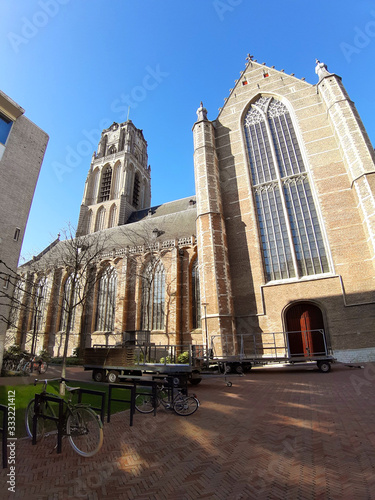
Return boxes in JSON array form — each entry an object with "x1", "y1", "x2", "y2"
[{"x1": 1, "y1": 363, "x2": 375, "y2": 499}]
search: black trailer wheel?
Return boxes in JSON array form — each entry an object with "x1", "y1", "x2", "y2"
[
  {"x1": 92, "y1": 369, "x2": 105, "y2": 383},
  {"x1": 235, "y1": 364, "x2": 244, "y2": 374},
  {"x1": 317, "y1": 360, "x2": 331, "y2": 373},
  {"x1": 224, "y1": 364, "x2": 232, "y2": 374},
  {"x1": 107, "y1": 370, "x2": 119, "y2": 383},
  {"x1": 242, "y1": 363, "x2": 252, "y2": 373}
]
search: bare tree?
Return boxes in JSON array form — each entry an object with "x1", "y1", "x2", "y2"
[
  {"x1": 45, "y1": 224, "x2": 109, "y2": 393},
  {"x1": 117, "y1": 218, "x2": 180, "y2": 345}
]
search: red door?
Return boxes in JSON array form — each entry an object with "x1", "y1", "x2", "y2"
[{"x1": 286, "y1": 303, "x2": 326, "y2": 357}]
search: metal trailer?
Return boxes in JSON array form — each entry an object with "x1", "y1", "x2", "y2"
[
  {"x1": 201, "y1": 329, "x2": 336, "y2": 374},
  {"x1": 83, "y1": 342, "x2": 202, "y2": 384}
]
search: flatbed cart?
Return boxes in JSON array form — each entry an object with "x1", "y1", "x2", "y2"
[
  {"x1": 205, "y1": 329, "x2": 336, "y2": 375},
  {"x1": 83, "y1": 342, "x2": 202, "y2": 385}
]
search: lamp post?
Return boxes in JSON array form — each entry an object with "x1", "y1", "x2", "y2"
[{"x1": 202, "y1": 302, "x2": 209, "y2": 359}]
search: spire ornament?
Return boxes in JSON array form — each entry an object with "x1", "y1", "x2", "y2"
[
  {"x1": 196, "y1": 101, "x2": 208, "y2": 121},
  {"x1": 315, "y1": 59, "x2": 332, "y2": 81}
]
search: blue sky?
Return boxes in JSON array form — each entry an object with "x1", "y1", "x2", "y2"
[{"x1": 1, "y1": 0, "x2": 375, "y2": 263}]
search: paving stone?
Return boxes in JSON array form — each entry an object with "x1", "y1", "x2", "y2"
[{"x1": 2, "y1": 364, "x2": 375, "y2": 499}]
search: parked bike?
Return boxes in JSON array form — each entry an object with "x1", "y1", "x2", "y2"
[
  {"x1": 25, "y1": 378, "x2": 103, "y2": 457},
  {"x1": 135, "y1": 383, "x2": 200, "y2": 416}
]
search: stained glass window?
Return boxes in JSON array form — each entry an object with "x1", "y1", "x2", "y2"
[
  {"x1": 95, "y1": 267, "x2": 117, "y2": 331},
  {"x1": 140, "y1": 261, "x2": 165, "y2": 330},
  {"x1": 244, "y1": 97, "x2": 329, "y2": 281}
]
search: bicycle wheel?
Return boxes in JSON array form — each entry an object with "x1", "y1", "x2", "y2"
[
  {"x1": 173, "y1": 396, "x2": 199, "y2": 416},
  {"x1": 25, "y1": 399, "x2": 45, "y2": 440},
  {"x1": 67, "y1": 407, "x2": 103, "y2": 457},
  {"x1": 39, "y1": 361, "x2": 48, "y2": 374},
  {"x1": 24, "y1": 361, "x2": 32, "y2": 373},
  {"x1": 135, "y1": 394, "x2": 156, "y2": 413}
]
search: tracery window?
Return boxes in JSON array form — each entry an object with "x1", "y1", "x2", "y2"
[
  {"x1": 9, "y1": 279, "x2": 24, "y2": 327},
  {"x1": 95, "y1": 267, "x2": 117, "y2": 331},
  {"x1": 192, "y1": 259, "x2": 201, "y2": 329},
  {"x1": 33, "y1": 277, "x2": 49, "y2": 332},
  {"x1": 244, "y1": 96, "x2": 329, "y2": 281},
  {"x1": 140, "y1": 261, "x2": 165, "y2": 330},
  {"x1": 59, "y1": 274, "x2": 79, "y2": 332},
  {"x1": 100, "y1": 166, "x2": 112, "y2": 202}
]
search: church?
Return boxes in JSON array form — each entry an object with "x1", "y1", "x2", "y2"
[{"x1": 6, "y1": 57, "x2": 375, "y2": 364}]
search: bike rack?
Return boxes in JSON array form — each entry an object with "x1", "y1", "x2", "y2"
[
  {"x1": 0, "y1": 404, "x2": 8, "y2": 468},
  {"x1": 77, "y1": 388, "x2": 106, "y2": 425},
  {"x1": 152, "y1": 374, "x2": 188, "y2": 399},
  {"x1": 33, "y1": 394, "x2": 65, "y2": 454},
  {"x1": 107, "y1": 384, "x2": 136, "y2": 425}
]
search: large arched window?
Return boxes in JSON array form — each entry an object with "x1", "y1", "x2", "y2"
[
  {"x1": 140, "y1": 261, "x2": 165, "y2": 330},
  {"x1": 59, "y1": 274, "x2": 79, "y2": 333},
  {"x1": 244, "y1": 96, "x2": 330, "y2": 281},
  {"x1": 95, "y1": 267, "x2": 117, "y2": 331},
  {"x1": 9, "y1": 279, "x2": 24, "y2": 327},
  {"x1": 99, "y1": 166, "x2": 112, "y2": 202},
  {"x1": 33, "y1": 277, "x2": 48, "y2": 332},
  {"x1": 95, "y1": 206, "x2": 106, "y2": 232},
  {"x1": 192, "y1": 259, "x2": 201, "y2": 329}
]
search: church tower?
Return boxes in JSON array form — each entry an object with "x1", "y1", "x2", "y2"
[{"x1": 77, "y1": 120, "x2": 151, "y2": 236}]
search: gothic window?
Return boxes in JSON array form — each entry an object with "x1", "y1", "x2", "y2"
[
  {"x1": 140, "y1": 261, "x2": 165, "y2": 330},
  {"x1": 33, "y1": 277, "x2": 48, "y2": 332},
  {"x1": 9, "y1": 279, "x2": 24, "y2": 327},
  {"x1": 59, "y1": 274, "x2": 78, "y2": 332},
  {"x1": 132, "y1": 172, "x2": 140, "y2": 208},
  {"x1": 108, "y1": 205, "x2": 117, "y2": 228},
  {"x1": 95, "y1": 206, "x2": 106, "y2": 232},
  {"x1": 244, "y1": 96, "x2": 329, "y2": 281},
  {"x1": 99, "y1": 166, "x2": 112, "y2": 202},
  {"x1": 108, "y1": 145, "x2": 117, "y2": 155},
  {"x1": 95, "y1": 266, "x2": 117, "y2": 331},
  {"x1": 192, "y1": 259, "x2": 201, "y2": 329}
]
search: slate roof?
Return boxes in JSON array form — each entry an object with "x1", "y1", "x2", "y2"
[{"x1": 21, "y1": 196, "x2": 197, "y2": 270}]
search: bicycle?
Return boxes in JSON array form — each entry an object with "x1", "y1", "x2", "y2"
[
  {"x1": 135, "y1": 383, "x2": 200, "y2": 416},
  {"x1": 25, "y1": 378, "x2": 103, "y2": 457},
  {"x1": 23, "y1": 356, "x2": 48, "y2": 374}
]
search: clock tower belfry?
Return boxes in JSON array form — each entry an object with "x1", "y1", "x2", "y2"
[{"x1": 77, "y1": 120, "x2": 151, "y2": 236}]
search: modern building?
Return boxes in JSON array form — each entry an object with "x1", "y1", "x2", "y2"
[
  {"x1": 6, "y1": 58, "x2": 375, "y2": 364},
  {"x1": 0, "y1": 90, "x2": 49, "y2": 369}
]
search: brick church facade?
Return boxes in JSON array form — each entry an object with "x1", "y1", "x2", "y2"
[{"x1": 6, "y1": 57, "x2": 375, "y2": 363}]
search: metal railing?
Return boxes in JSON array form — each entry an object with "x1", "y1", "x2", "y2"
[{"x1": 209, "y1": 330, "x2": 329, "y2": 360}]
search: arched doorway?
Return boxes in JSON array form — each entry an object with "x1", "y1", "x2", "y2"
[{"x1": 285, "y1": 302, "x2": 326, "y2": 357}]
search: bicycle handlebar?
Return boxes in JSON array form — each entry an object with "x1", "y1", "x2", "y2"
[{"x1": 33, "y1": 377, "x2": 67, "y2": 386}]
